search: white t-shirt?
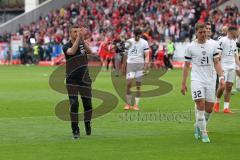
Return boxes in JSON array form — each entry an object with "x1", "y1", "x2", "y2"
[
  {"x1": 218, "y1": 36, "x2": 238, "y2": 70},
  {"x1": 185, "y1": 40, "x2": 220, "y2": 84},
  {"x1": 125, "y1": 38, "x2": 149, "y2": 63}
]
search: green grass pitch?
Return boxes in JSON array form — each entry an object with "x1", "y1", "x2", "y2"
[{"x1": 0, "y1": 66, "x2": 239, "y2": 160}]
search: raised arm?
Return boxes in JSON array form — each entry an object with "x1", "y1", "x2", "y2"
[
  {"x1": 82, "y1": 40, "x2": 93, "y2": 54},
  {"x1": 66, "y1": 28, "x2": 85, "y2": 55}
]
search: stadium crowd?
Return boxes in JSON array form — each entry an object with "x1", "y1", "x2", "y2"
[{"x1": 0, "y1": 0, "x2": 239, "y2": 64}]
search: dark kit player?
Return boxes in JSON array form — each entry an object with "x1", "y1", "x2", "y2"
[{"x1": 62, "y1": 25, "x2": 93, "y2": 139}]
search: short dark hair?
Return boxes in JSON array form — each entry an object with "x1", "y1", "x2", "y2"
[
  {"x1": 195, "y1": 23, "x2": 206, "y2": 31},
  {"x1": 228, "y1": 26, "x2": 237, "y2": 32},
  {"x1": 205, "y1": 22, "x2": 211, "y2": 26},
  {"x1": 134, "y1": 28, "x2": 142, "y2": 36},
  {"x1": 69, "y1": 25, "x2": 79, "y2": 33}
]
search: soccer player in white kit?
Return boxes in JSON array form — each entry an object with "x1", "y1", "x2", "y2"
[
  {"x1": 214, "y1": 26, "x2": 240, "y2": 113},
  {"x1": 194, "y1": 22, "x2": 221, "y2": 124},
  {"x1": 181, "y1": 23, "x2": 225, "y2": 143},
  {"x1": 122, "y1": 28, "x2": 150, "y2": 111}
]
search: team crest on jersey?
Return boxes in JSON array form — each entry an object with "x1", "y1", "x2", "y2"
[{"x1": 202, "y1": 51, "x2": 206, "y2": 55}]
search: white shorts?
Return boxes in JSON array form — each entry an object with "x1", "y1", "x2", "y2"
[
  {"x1": 191, "y1": 81, "x2": 215, "y2": 103},
  {"x1": 126, "y1": 63, "x2": 144, "y2": 80},
  {"x1": 223, "y1": 69, "x2": 235, "y2": 83}
]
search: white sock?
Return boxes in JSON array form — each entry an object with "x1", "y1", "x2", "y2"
[
  {"x1": 135, "y1": 97, "x2": 140, "y2": 106},
  {"x1": 216, "y1": 98, "x2": 220, "y2": 103},
  {"x1": 196, "y1": 110, "x2": 206, "y2": 133},
  {"x1": 224, "y1": 102, "x2": 229, "y2": 109},
  {"x1": 126, "y1": 94, "x2": 132, "y2": 105},
  {"x1": 204, "y1": 112, "x2": 211, "y2": 123},
  {"x1": 194, "y1": 104, "x2": 197, "y2": 127}
]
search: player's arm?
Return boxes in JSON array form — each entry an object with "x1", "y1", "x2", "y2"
[
  {"x1": 213, "y1": 55, "x2": 225, "y2": 90},
  {"x1": 66, "y1": 28, "x2": 84, "y2": 55},
  {"x1": 181, "y1": 61, "x2": 190, "y2": 95},
  {"x1": 144, "y1": 50, "x2": 150, "y2": 67},
  {"x1": 217, "y1": 38, "x2": 223, "y2": 60},
  {"x1": 181, "y1": 46, "x2": 192, "y2": 95},
  {"x1": 144, "y1": 42, "x2": 150, "y2": 70},
  {"x1": 235, "y1": 52, "x2": 240, "y2": 68},
  {"x1": 82, "y1": 40, "x2": 93, "y2": 54},
  {"x1": 214, "y1": 40, "x2": 225, "y2": 82}
]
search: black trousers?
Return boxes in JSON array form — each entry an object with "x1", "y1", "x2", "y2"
[
  {"x1": 66, "y1": 78, "x2": 92, "y2": 132},
  {"x1": 164, "y1": 55, "x2": 173, "y2": 69}
]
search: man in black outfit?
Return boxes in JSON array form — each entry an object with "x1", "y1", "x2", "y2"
[
  {"x1": 62, "y1": 25, "x2": 93, "y2": 139},
  {"x1": 113, "y1": 35, "x2": 125, "y2": 76}
]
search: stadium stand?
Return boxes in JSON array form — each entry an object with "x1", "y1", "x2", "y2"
[{"x1": 0, "y1": 0, "x2": 239, "y2": 65}]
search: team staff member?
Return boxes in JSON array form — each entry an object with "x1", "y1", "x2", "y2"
[{"x1": 62, "y1": 25, "x2": 93, "y2": 139}]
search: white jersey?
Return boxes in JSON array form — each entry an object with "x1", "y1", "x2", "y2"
[
  {"x1": 218, "y1": 36, "x2": 238, "y2": 69},
  {"x1": 185, "y1": 40, "x2": 220, "y2": 84},
  {"x1": 208, "y1": 38, "x2": 221, "y2": 72},
  {"x1": 208, "y1": 38, "x2": 221, "y2": 52},
  {"x1": 125, "y1": 38, "x2": 149, "y2": 63}
]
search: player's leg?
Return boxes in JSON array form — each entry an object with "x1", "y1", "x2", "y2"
[
  {"x1": 223, "y1": 69, "x2": 235, "y2": 113},
  {"x1": 101, "y1": 55, "x2": 107, "y2": 71},
  {"x1": 214, "y1": 70, "x2": 227, "y2": 112},
  {"x1": 106, "y1": 57, "x2": 111, "y2": 71},
  {"x1": 76, "y1": 73, "x2": 93, "y2": 135},
  {"x1": 215, "y1": 85, "x2": 224, "y2": 103},
  {"x1": 191, "y1": 81, "x2": 209, "y2": 142},
  {"x1": 81, "y1": 96, "x2": 92, "y2": 135},
  {"x1": 125, "y1": 78, "x2": 133, "y2": 110},
  {"x1": 69, "y1": 95, "x2": 79, "y2": 138},
  {"x1": 66, "y1": 82, "x2": 80, "y2": 139},
  {"x1": 195, "y1": 99, "x2": 210, "y2": 142},
  {"x1": 223, "y1": 82, "x2": 234, "y2": 113},
  {"x1": 163, "y1": 55, "x2": 169, "y2": 69},
  {"x1": 168, "y1": 54, "x2": 173, "y2": 69},
  {"x1": 205, "y1": 76, "x2": 216, "y2": 122},
  {"x1": 214, "y1": 93, "x2": 222, "y2": 112},
  {"x1": 133, "y1": 77, "x2": 142, "y2": 111},
  {"x1": 78, "y1": 81, "x2": 93, "y2": 135},
  {"x1": 133, "y1": 63, "x2": 145, "y2": 110},
  {"x1": 205, "y1": 102, "x2": 214, "y2": 123},
  {"x1": 124, "y1": 63, "x2": 135, "y2": 110}
]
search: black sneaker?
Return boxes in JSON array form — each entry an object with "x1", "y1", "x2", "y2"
[
  {"x1": 85, "y1": 122, "x2": 91, "y2": 136},
  {"x1": 72, "y1": 130, "x2": 80, "y2": 140}
]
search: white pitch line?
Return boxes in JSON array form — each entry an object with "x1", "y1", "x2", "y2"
[
  {"x1": 0, "y1": 109, "x2": 238, "y2": 121},
  {"x1": 0, "y1": 115, "x2": 57, "y2": 121}
]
